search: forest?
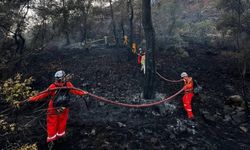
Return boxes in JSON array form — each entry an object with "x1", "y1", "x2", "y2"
[{"x1": 0, "y1": 0, "x2": 250, "y2": 149}]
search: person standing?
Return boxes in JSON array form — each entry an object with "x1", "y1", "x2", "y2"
[
  {"x1": 123, "y1": 35, "x2": 128, "y2": 46},
  {"x1": 132, "y1": 42, "x2": 137, "y2": 54},
  {"x1": 140, "y1": 51, "x2": 146, "y2": 74},
  {"x1": 17, "y1": 70, "x2": 88, "y2": 149},
  {"x1": 181, "y1": 72, "x2": 194, "y2": 119}
]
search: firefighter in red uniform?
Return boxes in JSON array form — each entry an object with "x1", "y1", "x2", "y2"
[
  {"x1": 17, "y1": 70, "x2": 87, "y2": 149},
  {"x1": 137, "y1": 48, "x2": 143, "y2": 65},
  {"x1": 181, "y1": 72, "x2": 194, "y2": 119}
]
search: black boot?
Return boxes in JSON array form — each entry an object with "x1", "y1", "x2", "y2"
[
  {"x1": 57, "y1": 136, "x2": 66, "y2": 144},
  {"x1": 47, "y1": 141, "x2": 54, "y2": 150}
]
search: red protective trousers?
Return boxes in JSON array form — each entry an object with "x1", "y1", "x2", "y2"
[
  {"x1": 182, "y1": 93, "x2": 194, "y2": 119},
  {"x1": 46, "y1": 101, "x2": 69, "y2": 142},
  {"x1": 29, "y1": 81, "x2": 87, "y2": 142}
]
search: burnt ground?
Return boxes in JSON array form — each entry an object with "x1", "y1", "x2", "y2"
[{"x1": 0, "y1": 45, "x2": 250, "y2": 150}]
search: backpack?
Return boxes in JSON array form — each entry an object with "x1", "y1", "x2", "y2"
[
  {"x1": 193, "y1": 80, "x2": 202, "y2": 94},
  {"x1": 53, "y1": 83, "x2": 71, "y2": 108}
]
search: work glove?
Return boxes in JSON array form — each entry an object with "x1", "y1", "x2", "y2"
[{"x1": 14, "y1": 100, "x2": 27, "y2": 108}]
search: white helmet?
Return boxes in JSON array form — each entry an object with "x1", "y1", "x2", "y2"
[
  {"x1": 54, "y1": 70, "x2": 66, "y2": 79},
  {"x1": 181, "y1": 72, "x2": 188, "y2": 78}
]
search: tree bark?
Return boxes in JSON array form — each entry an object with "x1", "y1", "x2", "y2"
[
  {"x1": 14, "y1": 26, "x2": 25, "y2": 55},
  {"x1": 121, "y1": 20, "x2": 125, "y2": 38},
  {"x1": 126, "y1": 0, "x2": 134, "y2": 59},
  {"x1": 127, "y1": 0, "x2": 134, "y2": 49},
  {"x1": 109, "y1": 0, "x2": 118, "y2": 46},
  {"x1": 139, "y1": 4, "x2": 143, "y2": 43},
  {"x1": 41, "y1": 0, "x2": 46, "y2": 46},
  {"x1": 62, "y1": 0, "x2": 70, "y2": 45},
  {"x1": 142, "y1": 0, "x2": 156, "y2": 99},
  {"x1": 241, "y1": 56, "x2": 249, "y2": 111},
  {"x1": 81, "y1": 0, "x2": 92, "y2": 42},
  {"x1": 120, "y1": 0, "x2": 126, "y2": 39}
]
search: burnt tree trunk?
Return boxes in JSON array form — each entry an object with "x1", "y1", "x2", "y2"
[
  {"x1": 120, "y1": 0, "x2": 126, "y2": 39},
  {"x1": 14, "y1": 27, "x2": 25, "y2": 55},
  {"x1": 126, "y1": 0, "x2": 134, "y2": 59},
  {"x1": 121, "y1": 20, "x2": 125, "y2": 38},
  {"x1": 81, "y1": 0, "x2": 92, "y2": 43},
  {"x1": 127, "y1": 0, "x2": 134, "y2": 49},
  {"x1": 62, "y1": 0, "x2": 70, "y2": 45},
  {"x1": 241, "y1": 57, "x2": 249, "y2": 111},
  {"x1": 80, "y1": 5, "x2": 86, "y2": 43},
  {"x1": 139, "y1": 5, "x2": 143, "y2": 43},
  {"x1": 142, "y1": 0, "x2": 156, "y2": 99},
  {"x1": 41, "y1": 0, "x2": 46, "y2": 46},
  {"x1": 109, "y1": 0, "x2": 118, "y2": 46}
]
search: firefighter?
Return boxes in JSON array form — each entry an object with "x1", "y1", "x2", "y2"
[
  {"x1": 16, "y1": 70, "x2": 88, "y2": 149},
  {"x1": 136, "y1": 47, "x2": 146, "y2": 74},
  {"x1": 123, "y1": 35, "x2": 128, "y2": 46},
  {"x1": 137, "y1": 48, "x2": 143, "y2": 65},
  {"x1": 140, "y1": 51, "x2": 146, "y2": 74},
  {"x1": 181, "y1": 72, "x2": 194, "y2": 119},
  {"x1": 132, "y1": 42, "x2": 137, "y2": 54}
]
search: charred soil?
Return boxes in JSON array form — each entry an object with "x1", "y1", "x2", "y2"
[{"x1": 0, "y1": 46, "x2": 250, "y2": 150}]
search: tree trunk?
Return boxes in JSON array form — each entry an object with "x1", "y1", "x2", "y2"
[
  {"x1": 109, "y1": 0, "x2": 118, "y2": 46},
  {"x1": 62, "y1": 0, "x2": 70, "y2": 45},
  {"x1": 127, "y1": 0, "x2": 134, "y2": 49},
  {"x1": 80, "y1": 5, "x2": 86, "y2": 42},
  {"x1": 127, "y1": 0, "x2": 134, "y2": 59},
  {"x1": 81, "y1": 12, "x2": 88, "y2": 43},
  {"x1": 41, "y1": 0, "x2": 46, "y2": 46},
  {"x1": 121, "y1": 20, "x2": 125, "y2": 38},
  {"x1": 120, "y1": 0, "x2": 126, "y2": 41},
  {"x1": 14, "y1": 27, "x2": 25, "y2": 55},
  {"x1": 81, "y1": 0, "x2": 92, "y2": 43},
  {"x1": 142, "y1": 0, "x2": 156, "y2": 99},
  {"x1": 65, "y1": 31, "x2": 70, "y2": 45},
  {"x1": 139, "y1": 5, "x2": 143, "y2": 43},
  {"x1": 241, "y1": 57, "x2": 249, "y2": 111},
  {"x1": 236, "y1": 0, "x2": 242, "y2": 50}
]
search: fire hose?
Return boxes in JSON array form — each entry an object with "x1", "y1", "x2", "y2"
[
  {"x1": 21, "y1": 87, "x2": 183, "y2": 108},
  {"x1": 156, "y1": 71, "x2": 183, "y2": 83}
]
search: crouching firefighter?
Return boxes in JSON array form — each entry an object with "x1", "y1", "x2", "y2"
[
  {"x1": 17, "y1": 70, "x2": 88, "y2": 148},
  {"x1": 181, "y1": 72, "x2": 194, "y2": 119}
]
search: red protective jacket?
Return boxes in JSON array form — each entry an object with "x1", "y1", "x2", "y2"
[
  {"x1": 183, "y1": 77, "x2": 194, "y2": 93},
  {"x1": 28, "y1": 81, "x2": 87, "y2": 142},
  {"x1": 138, "y1": 55, "x2": 142, "y2": 64},
  {"x1": 29, "y1": 81, "x2": 87, "y2": 104}
]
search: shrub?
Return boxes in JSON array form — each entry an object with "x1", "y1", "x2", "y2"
[
  {"x1": 18, "y1": 144, "x2": 38, "y2": 150},
  {"x1": 0, "y1": 73, "x2": 38, "y2": 106}
]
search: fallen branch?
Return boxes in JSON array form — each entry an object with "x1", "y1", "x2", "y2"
[{"x1": 0, "y1": 107, "x2": 12, "y2": 115}]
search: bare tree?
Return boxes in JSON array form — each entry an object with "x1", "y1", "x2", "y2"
[
  {"x1": 62, "y1": 0, "x2": 70, "y2": 45},
  {"x1": 127, "y1": 0, "x2": 134, "y2": 49},
  {"x1": 109, "y1": 0, "x2": 118, "y2": 46},
  {"x1": 142, "y1": 0, "x2": 156, "y2": 99},
  {"x1": 217, "y1": 0, "x2": 250, "y2": 110},
  {"x1": 14, "y1": 1, "x2": 30, "y2": 56},
  {"x1": 81, "y1": 0, "x2": 93, "y2": 42}
]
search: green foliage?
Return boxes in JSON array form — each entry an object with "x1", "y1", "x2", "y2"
[
  {"x1": 191, "y1": 20, "x2": 215, "y2": 35},
  {"x1": 217, "y1": 0, "x2": 250, "y2": 49},
  {"x1": 182, "y1": 20, "x2": 216, "y2": 45},
  {"x1": 18, "y1": 144, "x2": 37, "y2": 150},
  {"x1": 0, "y1": 73, "x2": 38, "y2": 106}
]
